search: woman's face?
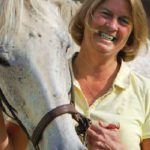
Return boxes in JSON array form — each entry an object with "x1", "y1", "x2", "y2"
[{"x1": 82, "y1": 0, "x2": 133, "y2": 57}]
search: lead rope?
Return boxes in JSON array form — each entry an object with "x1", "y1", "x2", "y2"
[{"x1": 68, "y1": 58, "x2": 91, "y2": 146}]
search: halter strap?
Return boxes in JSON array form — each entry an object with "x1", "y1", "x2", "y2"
[
  {"x1": 32, "y1": 103, "x2": 91, "y2": 149},
  {"x1": 0, "y1": 88, "x2": 91, "y2": 150},
  {"x1": 31, "y1": 104, "x2": 78, "y2": 147}
]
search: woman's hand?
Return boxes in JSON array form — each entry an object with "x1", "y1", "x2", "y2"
[{"x1": 86, "y1": 121, "x2": 125, "y2": 150}]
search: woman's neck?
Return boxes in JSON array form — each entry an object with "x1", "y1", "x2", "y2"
[
  {"x1": 73, "y1": 50, "x2": 119, "y2": 82},
  {"x1": 72, "y1": 51, "x2": 120, "y2": 105}
]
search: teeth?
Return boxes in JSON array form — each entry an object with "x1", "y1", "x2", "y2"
[
  {"x1": 97, "y1": 32, "x2": 116, "y2": 42},
  {"x1": 101, "y1": 33, "x2": 113, "y2": 41}
]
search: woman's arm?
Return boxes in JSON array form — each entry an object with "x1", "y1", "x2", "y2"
[
  {"x1": 0, "y1": 109, "x2": 14, "y2": 150},
  {"x1": 6, "y1": 121, "x2": 28, "y2": 150},
  {"x1": 141, "y1": 139, "x2": 150, "y2": 150},
  {"x1": 0, "y1": 109, "x2": 28, "y2": 150}
]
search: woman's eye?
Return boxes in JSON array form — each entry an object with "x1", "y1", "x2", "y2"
[
  {"x1": 102, "y1": 11, "x2": 109, "y2": 15},
  {"x1": 119, "y1": 17, "x2": 130, "y2": 25},
  {"x1": 101, "y1": 10, "x2": 110, "y2": 17},
  {"x1": 94, "y1": 9, "x2": 110, "y2": 18}
]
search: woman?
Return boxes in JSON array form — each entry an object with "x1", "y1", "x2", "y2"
[
  {"x1": 0, "y1": 108, "x2": 28, "y2": 150},
  {"x1": 69, "y1": 0, "x2": 150, "y2": 149},
  {"x1": 0, "y1": 110, "x2": 28, "y2": 150}
]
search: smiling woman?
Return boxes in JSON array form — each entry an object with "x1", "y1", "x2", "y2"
[{"x1": 69, "y1": 0, "x2": 150, "y2": 150}]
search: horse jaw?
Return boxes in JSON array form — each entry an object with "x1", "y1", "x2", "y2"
[{"x1": 37, "y1": 115, "x2": 86, "y2": 150}]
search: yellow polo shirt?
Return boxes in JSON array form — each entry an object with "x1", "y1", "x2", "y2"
[{"x1": 70, "y1": 59, "x2": 150, "y2": 150}]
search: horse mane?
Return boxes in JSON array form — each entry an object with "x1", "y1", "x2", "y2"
[
  {"x1": 51, "y1": 0, "x2": 81, "y2": 57},
  {"x1": 0, "y1": 0, "x2": 60, "y2": 44},
  {"x1": 0, "y1": 0, "x2": 23, "y2": 44},
  {"x1": 52, "y1": 0, "x2": 81, "y2": 26}
]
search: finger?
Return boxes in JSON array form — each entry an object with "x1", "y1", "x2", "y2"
[
  {"x1": 106, "y1": 123, "x2": 120, "y2": 130},
  {"x1": 99, "y1": 122, "x2": 120, "y2": 130},
  {"x1": 87, "y1": 134, "x2": 111, "y2": 150},
  {"x1": 86, "y1": 126, "x2": 115, "y2": 150},
  {"x1": 89, "y1": 123, "x2": 103, "y2": 134},
  {"x1": 99, "y1": 121, "x2": 108, "y2": 128},
  {"x1": 86, "y1": 127, "x2": 105, "y2": 141},
  {"x1": 86, "y1": 133, "x2": 106, "y2": 150},
  {"x1": 86, "y1": 127, "x2": 100, "y2": 141},
  {"x1": 86, "y1": 127, "x2": 106, "y2": 145}
]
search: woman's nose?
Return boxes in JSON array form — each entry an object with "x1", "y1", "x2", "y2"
[{"x1": 106, "y1": 18, "x2": 118, "y2": 31}]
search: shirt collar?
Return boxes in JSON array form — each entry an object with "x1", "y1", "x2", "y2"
[{"x1": 113, "y1": 61, "x2": 131, "y2": 89}]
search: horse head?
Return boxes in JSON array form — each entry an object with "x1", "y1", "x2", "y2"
[{"x1": 0, "y1": 0, "x2": 86, "y2": 149}]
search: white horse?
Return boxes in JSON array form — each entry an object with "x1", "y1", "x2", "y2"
[
  {"x1": 127, "y1": 40, "x2": 150, "y2": 78},
  {"x1": 0, "y1": 0, "x2": 86, "y2": 150}
]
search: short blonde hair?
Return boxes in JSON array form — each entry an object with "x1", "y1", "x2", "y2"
[{"x1": 69, "y1": 0, "x2": 148, "y2": 61}]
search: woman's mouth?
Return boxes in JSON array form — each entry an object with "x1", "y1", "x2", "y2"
[{"x1": 96, "y1": 32, "x2": 117, "y2": 42}]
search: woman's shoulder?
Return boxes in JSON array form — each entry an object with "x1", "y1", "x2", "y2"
[
  {"x1": 120, "y1": 61, "x2": 150, "y2": 88},
  {"x1": 130, "y1": 70, "x2": 150, "y2": 91},
  {"x1": 131, "y1": 70, "x2": 150, "y2": 82}
]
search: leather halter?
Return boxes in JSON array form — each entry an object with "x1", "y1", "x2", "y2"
[
  {"x1": 0, "y1": 89, "x2": 91, "y2": 150},
  {"x1": 0, "y1": 56, "x2": 91, "y2": 150},
  {"x1": 32, "y1": 103, "x2": 91, "y2": 148}
]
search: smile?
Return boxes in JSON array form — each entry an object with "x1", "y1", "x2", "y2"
[{"x1": 97, "y1": 32, "x2": 117, "y2": 42}]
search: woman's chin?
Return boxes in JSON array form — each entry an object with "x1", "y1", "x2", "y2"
[{"x1": 95, "y1": 42, "x2": 114, "y2": 54}]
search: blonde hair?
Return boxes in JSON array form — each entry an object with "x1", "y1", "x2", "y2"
[
  {"x1": 69, "y1": 0, "x2": 148, "y2": 61},
  {"x1": 0, "y1": 0, "x2": 23, "y2": 44}
]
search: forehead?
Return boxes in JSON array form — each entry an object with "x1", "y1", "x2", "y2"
[{"x1": 95, "y1": 0, "x2": 132, "y2": 17}]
